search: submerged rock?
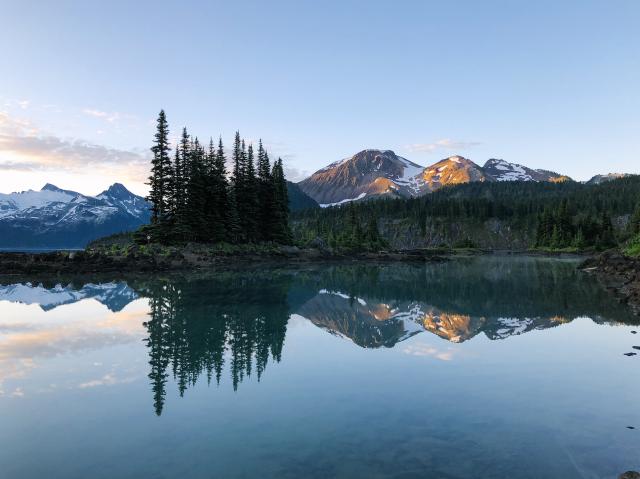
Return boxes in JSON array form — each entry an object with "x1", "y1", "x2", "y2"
[{"x1": 619, "y1": 472, "x2": 640, "y2": 479}]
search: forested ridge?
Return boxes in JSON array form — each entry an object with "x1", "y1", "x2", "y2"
[{"x1": 292, "y1": 176, "x2": 640, "y2": 251}]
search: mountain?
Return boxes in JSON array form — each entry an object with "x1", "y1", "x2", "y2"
[
  {"x1": 0, "y1": 281, "x2": 138, "y2": 312},
  {"x1": 586, "y1": 173, "x2": 633, "y2": 185},
  {"x1": 297, "y1": 150, "x2": 578, "y2": 206},
  {"x1": 482, "y1": 158, "x2": 570, "y2": 183},
  {"x1": 96, "y1": 183, "x2": 149, "y2": 218},
  {"x1": 286, "y1": 181, "x2": 319, "y2": 211},
  {"x1": 297, "y1": 149, "x2": 425, "y2": 206},
  {"x1": 0, "y1": 183, "x2": 150, "y2": 249},
  {"x1": 420, "y1": 155, "x2": 488, "y2": 192}
]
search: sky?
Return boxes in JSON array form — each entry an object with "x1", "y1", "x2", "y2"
[{"x1": 0, "y1": 0, "x2": 638, "y2": 196}]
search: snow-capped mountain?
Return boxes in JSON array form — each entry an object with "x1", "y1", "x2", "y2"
[
  {"x1": 297, "y1": 151, "x2": 576, "y2": 206},
  {"x1": 0, "y1": 281, "x2": 139, "y2": 312},
  {"x1": 420, "y1": 155, "x2": 489, "y2": 192},
  {"x1": 96, "y1": 182, "x2": 149, "y2": 218},
  {"x1": 586, "y1": 173, "x2": 633, "y2": 185},
  {"x1": 0, "y1": 183, "x2": 150, "y2": 249},
  {"x1": 483, "y1": 159, "x2": 570, "y2": 183},
  {"x1": 294, "y1": 288, "x2": 578, "y2": 347},
  {"x1": 297, "y1": 149, "x2": 425, "y2": 206}
]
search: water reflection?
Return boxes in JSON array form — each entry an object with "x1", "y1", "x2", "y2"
[
  {"x1": 0, "y1": 257, "x2": 637, "y2": 414},
  {"x1": 141, "y1": 274, "x2": 290, "y2": 415}
]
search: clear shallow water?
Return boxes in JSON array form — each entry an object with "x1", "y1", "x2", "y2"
[{"x1": 0, "y1": 256, "x2": 638, "y2": 479}]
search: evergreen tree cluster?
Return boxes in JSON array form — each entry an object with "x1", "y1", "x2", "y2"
[
  {"x1": 145, "y1": 110, "x2": 291, "y2": 245},
  {"x1": 534, "y1": 200, "x2": 616, "y2": 249},
  {"x1": 312, "y1": 202, "x2": 387, "y2": 251}
]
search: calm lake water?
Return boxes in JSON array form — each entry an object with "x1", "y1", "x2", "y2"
[{"x1": 0, "y1": 256, "x2": 638, "y2": 479}]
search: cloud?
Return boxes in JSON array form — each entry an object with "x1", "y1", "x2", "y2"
[
  {"x1": 78, "y1": 372, "x2": 136, "y2": 389},
  {"x1": 406, "y1": 138, "x2": 482, "y2": 153},
  {"x1": 0, "y1": 303, "x2": 148, "y2": 393},
  {"x1": 402, "y1": 342, "x2": 456, "y2": 361},
  {"x1": 0, "y1": 111, "x2": 150, "y2": 183},
  {"x1": 283, "y1": 165, "x2": 309, "y2": 182},
  {"x1": 82, "y1": 109, "x2": 121, "y2": 123}
]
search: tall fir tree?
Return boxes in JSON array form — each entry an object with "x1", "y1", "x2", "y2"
[
  {"x1": 256, "y1": 140, "x2": 276, "y2": 241},
  {"x1": 216, "y1": 137, "x2": 239, "y2": 241},
  {"x1": 243, "y1": 143, "x2": 259, "y2": 241},
  {"x1": 147, "y1": 110, "x2": 172, "y2": 224},
  {"x1": 271, "y1": 157, "x2": 291, "y2": 244}
]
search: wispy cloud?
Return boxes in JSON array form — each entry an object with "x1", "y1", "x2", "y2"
[
  {"x1": 82, "y1": 109, "x2": 121, "y2": 123},
  {"x1": 78, "y1": 372, "x2": 136, "y2": 389},
  {"x1": 402, "y1": 342, "x2": 456, "y2": 361},
  {"x1": 0, "y1": 111, "x2": 150, "y2": 183},
  {"x1": 406, "y1": 138, "x2": 482, "y2": 154}
]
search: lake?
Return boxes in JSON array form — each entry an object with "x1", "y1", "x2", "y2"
[{"x1": 0, "y1": 256, "x2": 638, "y2": 478}]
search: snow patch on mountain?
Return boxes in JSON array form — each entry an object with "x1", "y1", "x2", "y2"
[{"x1": 320, "y1": 192, "x2": 367, "y2": 208}]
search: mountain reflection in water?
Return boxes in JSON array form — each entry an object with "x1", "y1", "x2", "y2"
[{"x1": 0, "y1": 256, "x2": 636, "y2": 415}]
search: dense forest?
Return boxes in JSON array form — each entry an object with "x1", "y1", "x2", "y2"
[
  {"x1": 144, "y1": 110, "x2": 291, "y2": 245},
  {"x1": 292, "y1": 177, "x2": 640, "y2": 251}
]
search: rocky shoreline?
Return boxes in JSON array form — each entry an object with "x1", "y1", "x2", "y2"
[
  {"x1": 0, "y1": 244, "x2": 449, "y2": 275},
  {"x1": 581, "y1": 251, "x2": 640, "y2": 315}
]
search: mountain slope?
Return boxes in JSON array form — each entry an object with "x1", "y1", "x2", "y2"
[
  {"x1": 420, "y1": 156, "x2": 489, "y2": 192},
  {"x1": 286, "y1": 181, "x2": 319, "y2": 211},
  {"x1": 586, "y1": 173, "x2": 633, "y2": 185},
  {"x1": 0, "y1": 183, "x2": 150, "y2": 249},
  {"x1": 483, "y1": 159, "x2": 570, "y2": 182},
  {"x1": 297, "y1": 149, "x2": 425, "y2": 206}
]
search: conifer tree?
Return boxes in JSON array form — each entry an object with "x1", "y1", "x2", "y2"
[
  {"x1": 216, "y1": 137, "x2": 237, "y2": 241},
  {"x1": 185, "y1": 138, "x2": 209, "y2": 241},
  {"x1": 256, "y1": 140, "x2": 276, "y2": 241},
  {"x1": 243, "y1": 143, "x2": 259, "y2": 241},
  {"x1": 147, "y1": 110, "x2": 172, "y2": 224},
  {"x1": 271, "y1": 158, "x2": 291, "y2": 243}
]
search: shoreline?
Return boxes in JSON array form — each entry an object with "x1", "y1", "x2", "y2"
[
  {"x1": 0, "y1": 247, "x2": 451, "y2": 275},
  {"x1": 581, "y1": 251, "x2": 640, "y2": 315},
  {"x1": 0, "y1": 245, "x2": 594, "y2": 276}
]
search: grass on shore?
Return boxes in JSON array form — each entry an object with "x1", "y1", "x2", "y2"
[{"x1": 624, "y1": 234, "x2": 640, "y2": 258}]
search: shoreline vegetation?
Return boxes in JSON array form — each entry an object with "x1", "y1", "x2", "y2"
[{"x1": 0, "y1": 231, "x2": 595, "y2": 276}]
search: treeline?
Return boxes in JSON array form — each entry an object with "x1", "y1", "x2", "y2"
[
  {"x1": 144, "y1": 110, "x2": 291, "y2": 245},
  {"x1": 312, "y1": 202, "x2": 387, "y2": 251},
  {"x1": 534, "y1": 200, "x2": 616, "y2": 249},
  {"x1": 292, "y1": 177, "x2": 640, "y2": 250}
]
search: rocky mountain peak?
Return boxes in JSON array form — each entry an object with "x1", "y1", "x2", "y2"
[
  {"x1": 41, "y1": 183, "x2": 64, "y2": 192},
  {"x1": 100, "y1": 182, "x2": 135, "y2": 199},
  {"x1": 298, "y1": 149, "x2": 424, "y2": 205},
  {"x1": 421, "y1": 156, "x2": 487, "y2": 191}
]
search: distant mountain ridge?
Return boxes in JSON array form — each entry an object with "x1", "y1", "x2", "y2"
[
  {"x1": 585, "y1": 173, "x2": 633, "y2": 185},
  {"x1": 0, "y1": 183, "x2": 150, "y2": 249},
  {"x1": 297, "y1": 149, "x2": 580, "y2": 206}
]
